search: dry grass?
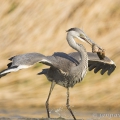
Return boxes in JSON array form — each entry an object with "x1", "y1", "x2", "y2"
[{"x1": 0, "y1": 0, "x2": 120, "y2": 110}]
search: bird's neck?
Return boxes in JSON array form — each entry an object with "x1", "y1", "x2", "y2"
[
  {"x1": 75, "y1": 43, "x2": 88, "y2": 68},
  {"x1": 67, "y1": 33, "x2": 88, "y2": 67}
]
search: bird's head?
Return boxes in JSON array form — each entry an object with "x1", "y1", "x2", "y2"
[
  {"x1": 66, "y1": 28, "x2": 94, "y2": 45},
  {"x1": 66, "y1": 28, "x2": 105, "y2": 59}
]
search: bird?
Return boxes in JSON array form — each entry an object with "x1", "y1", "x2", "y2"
[{"x1": 0, "y1": 28, "x2": 116, "y2": 120}]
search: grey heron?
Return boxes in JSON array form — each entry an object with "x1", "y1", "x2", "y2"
[{"x1": 0, "y1": 28, "x2": 116, "y2": 120}]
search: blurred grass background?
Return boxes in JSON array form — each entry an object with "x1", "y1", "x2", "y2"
[{"x1": 0, "y1": 0, "x2": 120, "y2": 111}]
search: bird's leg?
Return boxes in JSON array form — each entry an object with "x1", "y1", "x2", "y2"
[
  {"x1": 66, "y1": 87, "x2": 76, "y2": 120},
  {"x1": 45, "y1": 81, "x2": 56, "y2": 118}
]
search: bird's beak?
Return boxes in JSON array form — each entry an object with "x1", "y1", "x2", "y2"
[
  {"x1": 83, "y1": 36, "x2": 104, "y2": 52},
  {"x1": 78, "y1": 34, "x2": 92, "y2": 45},
  {"x1": 79, "y1": 35, "x2": 105, "y2": 59}
]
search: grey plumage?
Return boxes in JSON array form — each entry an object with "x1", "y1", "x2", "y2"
[
  {"x1": 0, "y1": 28, "x2": 116, "y2": 120},
  {"x1": 0, "y1": 52, "x2": 115, "y2": 78}
]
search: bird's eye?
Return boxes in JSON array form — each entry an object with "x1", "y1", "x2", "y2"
[
  {"x1": 80, "y1": 34, "x2": 84, "y2": 38},
  {"x1": 80, "y1": 35, "x2": 86, "y2": 40}
]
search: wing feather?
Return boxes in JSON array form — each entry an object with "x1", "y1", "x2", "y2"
[
  {"x1": 0, "y1": 51, "x2": 116, "y2": 78},
  {"x1": 69, "y1": 52, "x2": 116, "y2": 75},
  {"x1": 0, "y1": 53, "x2": 56, "y2": 78}
]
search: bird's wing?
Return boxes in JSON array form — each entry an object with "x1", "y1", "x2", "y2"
[
  {"x1": 0, "y1": 53, "x2": 58, "y2": 78},
  {"x1": 0, "y1": 52, "x2": 116, "y2": 78},
  {"x1": 69, "y1": 52, "x2": 116, "y2": 75}
]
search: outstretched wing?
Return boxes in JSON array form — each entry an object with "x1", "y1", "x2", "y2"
[
  {"x1": 0, "y1": 53, "x2": 56, "y2": 78},
  {"x1": 88, "y1": 52, "x2": 116, "y2": 75},
  {"x1": 0, "y1": 51, "x2": 116, "y2": 78},
  {"x1": 69, "y1": 52, "x2": 116, "y2": 75}
]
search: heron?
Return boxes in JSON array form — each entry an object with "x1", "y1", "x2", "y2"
[{"x1": 0, "y1": 28, "x2": 116, "y2": 120}]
